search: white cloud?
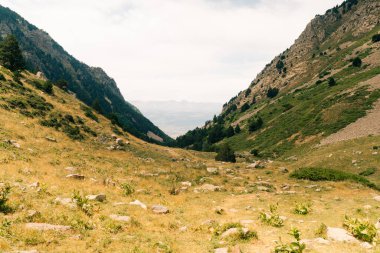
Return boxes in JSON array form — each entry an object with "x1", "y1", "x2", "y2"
[{"x1": 1, "y1": 0, "x2": 342, "y2": 103}]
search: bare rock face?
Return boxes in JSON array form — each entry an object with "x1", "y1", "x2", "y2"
[
  {"x1": 25, "y1": 223, "x2": 71, "y2": 231},
  {"x1": 151, "y1": 205, "x2": 169, "y2": 214}
]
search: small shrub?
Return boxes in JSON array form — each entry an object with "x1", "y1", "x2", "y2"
[
  {"x1": 31, "y1": 79, "x2": 53, "y2": 94},
  {"x1": 248, "y1": 116, "x2": 263, "y2": 132},
  {"x1": 290, "y1": 167, "x2": 379, "y2": 190},
  {"x1": 294, "y1": 203, "x2": 312, "y2": 215},
  {"x1": 352, "y1": 57, "x2": 362, "y2": 67},
  {"x1": 250, "y1": 149, "x2": 260, "y2": 156},
  {"x1": 0, "y1": 184, "x2": 12, "y2": 213},
  {"x1": 259, "y1": 204, "x2": 284, "y2": 227},
  {"x1": 372, "y1": 34, "x2": 380, "y2": 43},
  {"x1": 72, "y1": 191, "x2": 93, "y2": 216},
  {"x1": 274, "y1": 228, "x2": 306, "y2": 253},
  {"x1": 241, "y1": 102, "x2": 250, "y2": 113},
  {"x1": 213, "y1": 222, "x2": 258, "y2": 242},
  {"x1": 343, "y1": 216, "x2": 377, "y2": 242},
  {"x1": 328, "y1": 77, "x2": 337, "y2": 87},
  {"x1": 315, "y1": 223, "x2": 327, "y2": 239},
  {"x1": 359, "y1": 167, "x2": 376, "y2": 176},
  {"x1": 0, "y1": 73, "x2": 5, "y2": 81},
  {"x1": 80, "y1": 104, "x2": 99, "y2": 122},
  {"x1": 121, "y1": 183, "x2": 135, "y2": 196},
  {"x1": 315, "y1": 79, "x2": 323, "y2": 85}
]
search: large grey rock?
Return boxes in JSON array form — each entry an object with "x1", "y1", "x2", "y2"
[
  {"x1": 129, "y1": 200, "x2": 147, "y2": 210},
  {"x1": 86, "y1": 194, "x2": 106, "y2": 202},
  {"x1": 327, "y1": 227, "x2": 359, "y2": 243},
  {"x1": 152, "y1": 205, "x2": 169, "y2": 214},
  {"x1": 207, "y1": 167, "x2": 218, "y2": 174},
  {"x1": 221, "y1": 227, "x2": 249, "y2": 239},
  {"x1": 25, "y1": 223, "x2": 71, "y2": 231}
]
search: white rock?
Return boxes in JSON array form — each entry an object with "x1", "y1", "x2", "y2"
[
  {"x1": 54, "y1": 197, "x2": 75, "y2": 208},
  {"x1": 214, "y1": 248, "x2": 228, "y2": 253},
  {"x1": 86, "y1": 194, "x2": 106, "y2": 202},
  {"x1": 179, "y1": 226, "x2": 187, "y2": 232},
  {"x1": 181, "y1": 181, "x2": 192, "y2": 187},
  {"x1": 375, "y1": 219, "x2": 380, "y2": 229},
  {"x1": 373, "y1": 196, "x2": 380, "y2": 202},
  {"x1": 64, "y1": 167, "x2": 77, "y2": 172},
  {"x1": 129, "y1": 200, "x2": 147, "y2": 210},
  {"x1": 360, "y1": 242, "x2": 373, "y2": 249},
  {"x1": 25, "y1": 223, "x2": 71, "y2": 231},
  {"x1": 152, "y1": 205, "x2": 169, "y2": 214},
  {"x1": 207, "y1": 167, "x2": 218, "y2": 174},
  {"x1": 9, "y1": 140, "x2": 20, "y2": 148},
  {"x1": 29, "y1": 182, "x2": 39, "y2": 188},
  {"x1": 327, "y1": 227, "x2": 359, "y2": 243},
  {"x1": 194, "y1": 184, "x2": 221, "y2": 193},
  {"x1": 109, "y1": 214, "x2": 131, "y2": 222}
]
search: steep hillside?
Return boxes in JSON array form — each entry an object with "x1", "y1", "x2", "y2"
[
  {"x1": 0, "y1": 67, "x2": 379, "y2": 253},
  {"x1": 177, "y1": 0, "x2": 380, "y2": 158},
  {"x1": 0, "y1": 5, "x2": 172, "y2": 144}
]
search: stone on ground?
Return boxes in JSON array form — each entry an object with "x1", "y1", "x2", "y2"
[
  {"x1": 327, "y1": 227, "x2": 359, "y2": 243},
  {"x1": 152, "y1": 205, "x2": 169, "y2": 214},
  {"x1": 109, "y1": 214, "x2": 131, "y2": 222},
  {"x1": 129, "y1": 200, "x2": 147, "y2": 210},
  {"x1": 25, "y1": 223, "x2": 71, "y2": 231},
  {"x1": 86, "y1": 194, "x2": 106, "y2": 202}
]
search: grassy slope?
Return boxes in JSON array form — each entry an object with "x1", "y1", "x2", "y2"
[
  {"x1": 0, "y1": 68, "x2": 379, "y2": 252},
  {"x1": 223, "y1": 25, "x2": 380, "y2": 157}
]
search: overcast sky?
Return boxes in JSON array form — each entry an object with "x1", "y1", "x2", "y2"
[{"x1": 1, "y1": 0, "x2": 342, "y2": 103}]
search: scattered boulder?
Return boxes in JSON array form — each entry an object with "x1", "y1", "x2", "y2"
[
  {"x1": 54, "y1": 197, "x2": 75, "y2": 208},
  {"x1": 25, "y1": 223, "x2": 71, "y2": 231},
  {"x1": 29, "y1": 182, "x2": 39, "y2": 188},
  {"x1": 115, "y1": 138, "x2": 124, "y2": 146},
  {"x1": 66, "y1": 174, "x2": 85, "y2": 180},
  {"x1": 179, "y1": 226, "x2": 187, "y2": 232},
  {"x1": 152, "y1": 205, "x2": 169, "y2": 214},
  {"x1": 215, "y1": 206, "x2": 224, "y2": 215},
  {"x1": 214, "y1": 248, "x2": 228, "y2": 253},
  {"x1": 109, "y1": 214, "x2": 131, "y2": 222},
  {"x1": 64, "y1": 167, "x2": 77, "y2": 172},
  {"x1": 7, "y1": 140, "x2": 20, "y2": 148},
  {"x1": 257, "y1": 186, "x2": 270, "y2": 192},
  {"x1": 194, "y1": 184, "x2": 222, "y2": 193},
  {"x1": 86, "y1": 194, "x2": 106, "y2": 202},
  {"x1": 279, "y1": 167, "x2": 289, "y2": 173},
  {"x1": 181, "y1": 181, "x2": 192, "y2": 187},
  {"x1": 246, "y1": 161, "x2": 262, "y2": 169},
  {"x1": 375, "y1": 219, "x2": 380, "y2": 229},
  {"x1": 207, "y1": 167, "x2": 218, "y2": 174},
  {"x1": 221, "y1": 227, "x2": 249, "y2": 239},
  {"x1": 327, "y1": 227, "x2": 359, "y2": 243},
  {"x1": 129, "y1": 200, "x2": 147, "y2": 210},
  {"x1": 361, "y1": 242, "x2": 373, "y2": 249},
  {"x1": 373, "y1": 196, "x2": 380, "y2": 202}
]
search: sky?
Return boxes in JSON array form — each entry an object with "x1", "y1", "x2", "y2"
[{"x1": 1, "y1": 0, "x2": 342, "y2": 103}]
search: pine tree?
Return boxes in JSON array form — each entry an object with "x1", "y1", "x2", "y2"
[
  {"x1": 0, "y1": 35, "x2": 25, "y2": 71},
  {"x1": 234, "y1": 125, "x2": 241, "y2": 134},
  {"x1": 225, "y1": 126, "x2": 235, "y2": 137}
]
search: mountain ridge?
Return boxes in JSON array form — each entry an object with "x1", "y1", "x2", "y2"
[{"x1": 0, "y1": 5, "x2": 172, "y2": 145}]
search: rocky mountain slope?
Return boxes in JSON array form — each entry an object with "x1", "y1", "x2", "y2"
[
  {"x1": 0, "y1": 5, "x2": 172, "y2": 145},
  {"x1": 177, "y1": 0, "x2": 380, "y2": 158},
  {"x1": 0, "y1": 66, "x2": 379, "y2": 253}
]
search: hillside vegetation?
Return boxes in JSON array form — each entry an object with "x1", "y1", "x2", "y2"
[
  {"x1": 0, "y1": 5, "x2": 172, "y2": 145},
  {"x1": 176, "y1": 0, "x2": 380, "y2": 159}
]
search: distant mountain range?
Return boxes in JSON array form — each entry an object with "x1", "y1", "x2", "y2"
[
  {"x1": 133, "y1": 100, "x2": 222, "y2": 138},
  {"x1": 0, "y1": 5, "x2": 172, "y2": 144}
]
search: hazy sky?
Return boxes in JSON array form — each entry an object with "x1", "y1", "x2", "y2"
[{"x1": 1, "y1": 0, "x2": 342, "y2": 103}]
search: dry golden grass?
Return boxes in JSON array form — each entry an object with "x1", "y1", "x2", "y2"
[{"x1": 0, "y1": 70, "x2": 379, "y2": 252}]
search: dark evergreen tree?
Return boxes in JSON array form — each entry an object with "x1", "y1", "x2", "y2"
[
  {"x1": 215, "y1": 143, "x2": 236, "y2": 163},
  {"x1": 92, "y1": 98, "x2": 102, "y2": 113},
  {"x1": 352, "y1": 57, "x2": 362, "y2": 67},
  {"x1": 234, "y1": 125, "x2": 241, "y2": 134},
  {"x1": 328, "y1": 77, "x2": 337, "y2": 87},
  {"x1": 249, "y1": 116, "x2": 263, "y2": 132},
  {"x1": 0, "y1": 35, "x2": 25, "y2": 71},
  {"x1": 267, "y1": 87, "x2": 279, "y2": 98},
  {"x1": 225, "y1": 126, "x2": 235, "y2": 137},
  {"x1": 241, "y1": 102, "x2": 250, "y2": 113},
  {"x1": 372, "y1": 34, "x2": 380, "y2": 43}
]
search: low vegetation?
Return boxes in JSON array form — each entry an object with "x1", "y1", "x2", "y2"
[
  {"x1": 290, "y1": 167, "x2": 379, "y2": 190},
  {"x1": 274, "y1": 228, "x2": 306, "y2": 253},
  {"x1": 343, "y1": 216, "x2": 378, "y2": 243},
  {"x1": 259, "y1": 204, "x2": 284, "y2": 228}
]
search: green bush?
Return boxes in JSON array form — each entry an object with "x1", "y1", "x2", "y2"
[
  {"x1": 121, "y1": 183, "x2": 135, "y2": 196},
  {"x1": 274, "y1": 228, "x2": 306, "y2": 253},
  {"x1": 359, "y1": 167, "x2": 376, "y2": 176},
  {"x1": 290, "y1": 167, "x2": 379, "y2": 190},
  {"x1": 215, "y1": 143, "x2": 236, "y2": 163},
  {"x1": 0, "y1": 73, "x2": 5, "y2": 81},
  {"x1": 294, "y1": 202, "x2": 312, "y2": 215},
  {"x1": 267, "y1": 87, "x2": 279, "y2": 98},
  {"x1": 0, "y1": 184, "x2": 12, "y2": 213},
  {"x1": 80, "y1": 104, "x2": 99, "y2": 122},
  {"x1": 372, "y1": 34, "x2": 380, "y2": 43},
  {"x1": 328, "y1": 77, "x2": 337, "y2": 87},
  {"x1": 352, "y1": 57, "x2": 362, "y2": 67},
  {"x1": 248, "y1": 116, "x2": 263, "y2": 132},
  {"x1": 343, "y1": 216, "x2": 377, "y2": 242},
  {"x1": 72, "y1": 191, "x2": 93, "y2": 216},
  {"x1": 213, "y1": 222, "x2": 257, "y2": 242},
  {"x1": 259, "y1": 204, "x2": 284, "y2": 227},
  {"x1": 315, "y1": 223, "x2": 327, "y2": 239},
  {"x1": 30, "y1": 79, "x2": 53, "y2": 94}
]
